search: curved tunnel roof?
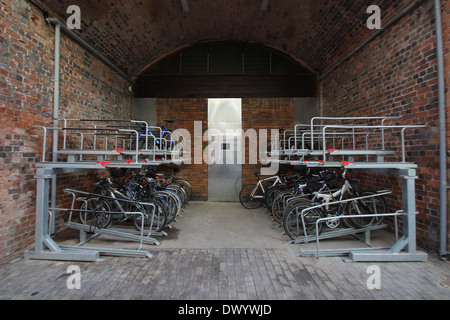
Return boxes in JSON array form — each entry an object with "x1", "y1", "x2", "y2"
[{"x1": 35, "y1": 0, "x2": 411, "y2": 79}]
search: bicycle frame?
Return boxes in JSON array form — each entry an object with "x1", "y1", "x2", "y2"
[
  {"x1": 284, "y1": 173, "x2": 335, "y2": 205},
  {"x1": 312, "y1": 178, "x2": 352, "y2": 210},
  {"x1": 96, "y1": 179, "x2": 158, "y2": 227},
  {"x1": 138, "y1": 122, "x2": 175, "y2": 151},
  {"x1": 250, "y1": 175, "x2": 282, "y2": 199}
]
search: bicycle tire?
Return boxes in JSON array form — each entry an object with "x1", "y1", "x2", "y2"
[
  {"x1": 344, "y1": 190, "x2": 388, "y2": 228},
  {"x1": 79, "y1": 197, "x2": 112, "y2": 230},
  {"x1": 133, "y1": 199, "x2": 168, "y2": 232},
  {"x1": 239, "y1": 184, "x2": 264, "y2": 209},
  {"x1": 264, "y1": 185, "x2": 285, "y2": 211},
  {"x1": 154, "y1": 190, "x2": 181, "y2": 224},
  {"x1": 166, "y1": 184, "x2": 187, "y2": 206},
  {"x1": 271, "y1": 190, "x2": 298, "y2": 224},
  {"x1": 283, "y1": 199, "x2": 323, "y2": 240},
  {"x1": 173, "y1": 179, "x2": 192, "y2": 203}
]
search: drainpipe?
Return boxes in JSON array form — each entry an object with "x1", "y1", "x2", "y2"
[
  {"x1": 49, "y1": 23, "x2": 61, "y2": 236},
  {"x1": 434, "y1": 0, "x2": 448, "y2": 259},
  {"x1": 44, "y1": 17, "x2": 133, "y2": 234},
  {"x1": 52, "y1": 23, "x2": 60, "y2": 164}
]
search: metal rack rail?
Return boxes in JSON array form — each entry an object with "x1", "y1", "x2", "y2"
[
  {"x1": 35, "y1": 118, "x2": 187, "y2": 165},
  {"x1": 25, "y1": 117, "x2": 189, "y2": 261},
  {"x1": 298, "y1": 210, "x2": 407, "y2": 259},
  {"x1": 24, "y1": 161, "x2": 156, "y2": 261},
  {"x1": 290, "y1": 190, "x2": 393, "y2": 241},
  {"x1": 270, "y1": 116, "x2": 428, "y2": 262},
  {"x1": 47, "y1": 188, "x2": 157, "y2": 258},
  {"x1": 275, "y1": 116, "x2": 426, "y2": 165},
  {"x1": 63, "y1": 188, "x2": 163, "y2": 240}
]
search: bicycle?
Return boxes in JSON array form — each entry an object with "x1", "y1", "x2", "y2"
[
  {"x1": 270, "y1": 171, "x2": 336, "y2": 224},
  {"x1": 144, "y1": 167, "x2": 191, "y2": 205},
  {"x1": 135, "y1": 120, "x2": 185, "y2": 155},
  {"x1": 282, "y1": 169, "x2": 387, "y2": 240},
  {"x1": 80, "y1": 177, "x2": 168, "y2": 233},
  {"x1": 112, "y1": 167, "x2": 187, "y2": 225},
  {"x1": 239, "y1": 172, "x2": 284, "y2": 209},
  {"x1": 138, "y1": 175, "x2": 183, "y2": 225},
  {"x1": 263, "y1": 171, "x2": 303, "y2": 211}
]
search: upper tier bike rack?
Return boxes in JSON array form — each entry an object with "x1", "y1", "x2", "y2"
[{"x1": 34, "y1": 117, "x2": 188, "y2": 166}]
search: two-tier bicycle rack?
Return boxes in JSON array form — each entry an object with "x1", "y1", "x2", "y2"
[
  {"x1": 26, "y1": 115, "x2": 429, "y2": 262},
  {"x1": 25, "y1": 118, "x2": 187, "y2": 261},
  {"x1": 270, "y1": 116, "x2": 428, "y2": 262}
]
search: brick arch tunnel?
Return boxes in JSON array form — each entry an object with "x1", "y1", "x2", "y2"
[
  {"x1": 0, "y1": 0, "x2": 448, "y2": 259},
  {"x1": 130, "y1": 41, "x2": 320, "y2": 201}
]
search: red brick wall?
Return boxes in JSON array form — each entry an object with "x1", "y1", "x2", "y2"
[
  {"x1": 242, "y1": 98, "x2": 296, "y2": 187},
  {"x1": 155, "y1": 98, "x2": 297, "y2": 200},
  {"x1": 0, "y1": 0, "x2": 132, "y2": 259},
  {"x1": 156, "y1": 98, "x2": 209, "y2": 200},
  {"x1": 321, "y1": 1, "x2": 448, "y2": 252}
]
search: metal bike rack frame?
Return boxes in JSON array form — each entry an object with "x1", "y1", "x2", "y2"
[
  {"x1": 271, "y1": 117, "x2": 429, "y2": 262},
  {"x1": 299, "y1": 210, "x2": 406, "y2": 259},
  {"x1": 289, "y1": 163, "x2": 428, "y2": 262},
  {"x1": 291, "y1": 190, "x2": 393, "y2": 243},
  {"x1": 63, "y1": 188, "x2": 162, "y2": 245},
  {"x1": 42, "y1": 117, "x2": 187, "y2": 164},
  {"x1": 24, "y1": 161, "x2": 161, "y2": 261}
]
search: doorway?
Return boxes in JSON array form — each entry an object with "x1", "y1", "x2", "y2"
[{"x1": 207, "y1": 98, "x2": 242, "y2": 201}]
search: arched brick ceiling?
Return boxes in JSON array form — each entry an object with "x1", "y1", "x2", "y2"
[{"x1": 35, "y1": 0, "x2": 411, "y2": 79}]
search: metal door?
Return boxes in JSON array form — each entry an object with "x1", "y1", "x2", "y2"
[{"x1": 207, "y1": 99, "x2": 242, "y2": 201}]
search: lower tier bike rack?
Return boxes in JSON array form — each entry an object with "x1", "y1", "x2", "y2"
[
  {"x1": 293, "y1": 224, "x2": 388, "y2": 246},
  {"x1": 24, "y1": 162, "x2": 160, "y2": 261},
  {"x1": 289, "y1": 163, "x2": 428, "y2": 262}
]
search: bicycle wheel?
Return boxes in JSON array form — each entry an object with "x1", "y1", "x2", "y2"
[
  {"x1": 239, "y1": 184, "x2": 264, "y2": 209},
  {"x1": 133, "y1": 200, "x2": 168, "y2": 232},
  {"x1": 344, "y1": 191, "x2": 388, "y2": 228},
  {"x1": 271, "y1": 191, "x2": 294, "y2": 223},
  {"x1": 166, "y1": 184, "x2": 187, "y2": 206},
  {"x1": 154, "y1": 190, "x2": 181, "y2": 224},
  {"x1": 79, "y1": 197, "x2": 112, "y2": 229},
  {"x1": 283, "y1": 199, "x2": 323, "y2": 240},
  {"x1": 264, "y1": 185, "x2": 285, "y2": 211},
  {"x1": 173, "y1": 179, "x2": 192, "y2": 203}
]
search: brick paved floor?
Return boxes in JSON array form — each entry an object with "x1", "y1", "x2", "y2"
[
  {"x1": 0, "y1": 202, "x2": 448, "y2": 300},
  {"x1": 0, "y1": 247, "x2": 448, "y2": 300}
]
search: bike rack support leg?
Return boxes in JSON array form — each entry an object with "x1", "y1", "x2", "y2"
[
  {"x1": 363, "y1": 229, "x2": 371, "y2": 246},
  {"x1": 24, "y1": 167, "x2": 100, "y2": 262},
  {"x1": 350, "y1": 169, "x2": 428, "y2": 262}
]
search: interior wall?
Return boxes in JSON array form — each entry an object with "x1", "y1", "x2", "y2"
[
  {"x1": 133, "y1": 98, "x2": 156, "y2": 125},
  {"x1": 155, "y1": 97, "x2": 309, "y2": 200},
  {"x1": 320, "y1": 1, "x2": 447, "y2": 252},
  {"x1": 0, "y1": 0, "x2": 133, "y2": 259},
  {"x1": 242, "y1": 98, "x2": 297, "y2": 187},
  {"x1": 2, "y1": 0, "x2": 447, "y2": 259},
  {"x1": 294, "y1": 98, "x2": 320, "y2": 124},
  {"x1": 156, "y1": 98, "x2": 209, "y2": 200}
]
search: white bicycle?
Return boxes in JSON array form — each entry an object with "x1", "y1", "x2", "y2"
[
  {"x1": 239, "y1": 172, "x2": 283, "y2": 209},
  {"x1": 282, "y1": 169, "x2": 388, "y2": 240}
]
